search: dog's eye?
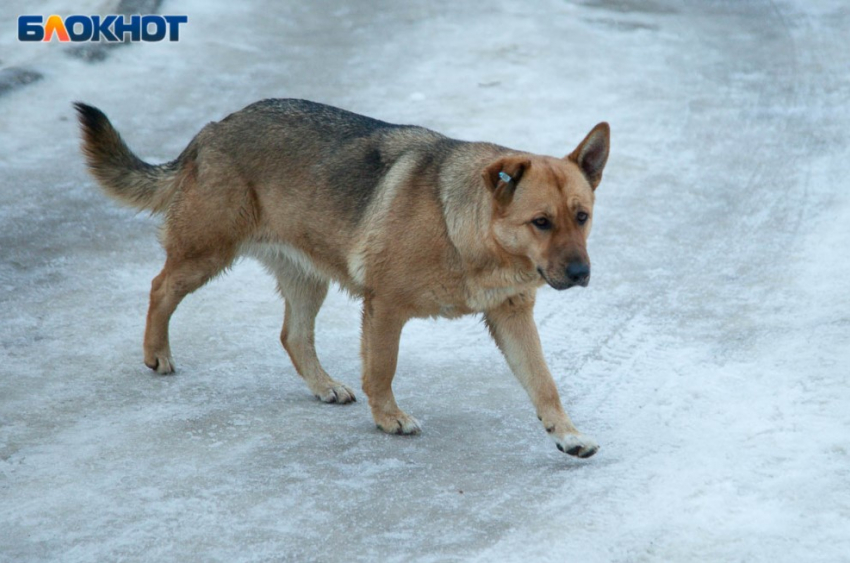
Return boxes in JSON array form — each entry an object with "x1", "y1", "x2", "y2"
[
  {"x1": 531, "y1": 217, "x2": 552, "y2": 230},
  {"x1": 576, "y1": 211, "x2": 589, "y2": 225}
]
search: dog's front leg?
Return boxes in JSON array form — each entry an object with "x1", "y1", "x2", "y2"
[
  {"x1": 361, "y1": 297, "x2": 420, "y2": 435},
  {"x1": 485, "y1": 296, "x2": 599, "y2": 458}
]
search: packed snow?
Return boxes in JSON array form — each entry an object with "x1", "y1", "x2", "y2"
[{"x1": 1, "y1": 0, "x2": 849, "y2": 561}]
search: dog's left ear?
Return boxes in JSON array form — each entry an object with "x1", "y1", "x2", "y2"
[
  {"x1": 482, "y1": 156, "x2": 531, "y2": 207},
  {"x1": 567, "y1": 122, "x2": 610, "y2": 190}
]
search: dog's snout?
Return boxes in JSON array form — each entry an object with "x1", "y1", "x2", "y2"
[{"x1": 566, "y1": 262, "x2": 590, "y2": 285}]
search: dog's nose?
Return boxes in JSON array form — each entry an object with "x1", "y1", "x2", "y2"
[{"x1": 566, "y1": 262, "x2": 590, "y2": 285}]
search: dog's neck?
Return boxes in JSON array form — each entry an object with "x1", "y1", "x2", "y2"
[{"x1": 440, "y1": 169, "x2": 539, "y2": 288}]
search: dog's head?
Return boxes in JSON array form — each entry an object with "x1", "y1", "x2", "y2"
[{"x1": 483, "y1": 123, "x2": 609, "y2": 290}]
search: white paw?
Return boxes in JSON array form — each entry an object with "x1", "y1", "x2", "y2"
[
  {"x1": 375, "y1": 411, "x2": 421, "y2": 435},
  {"x1": 314, "y1": 383, "x2": 357, "y2": 404},
  {"x1": 145, "y1": 354, "x2": 175, "y2": 375},
  {"x1": 554, "y1": 433, "x2": 599, "y2": 458}
]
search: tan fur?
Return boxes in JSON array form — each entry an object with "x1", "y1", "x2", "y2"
[{"x1": 75, "y1": 100, "x2": 609, "y2": 458}]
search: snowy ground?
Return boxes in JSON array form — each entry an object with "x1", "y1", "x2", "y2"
[{"x1": 2, "y1": 0, "x2": 849, "y2": 561}]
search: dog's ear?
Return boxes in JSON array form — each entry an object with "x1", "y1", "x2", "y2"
[
  {"x1": 567, "y1": 122, "x2": 610, "y2": 190},
  {"x1": 482, "y1": 156, "x2": 531, "y2": 207}
]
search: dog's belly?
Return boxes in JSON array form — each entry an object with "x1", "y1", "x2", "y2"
[{"x1": 240, "y1": 241, "x2": 329, "y2": 281}]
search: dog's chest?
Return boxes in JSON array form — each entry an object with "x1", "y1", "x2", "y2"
[
  {"x1": 462, "y1": 284, "x2": 530, "y2": 313},
  {"x1": 428, "y1": 275, "x2": 537, "y2": 318}
]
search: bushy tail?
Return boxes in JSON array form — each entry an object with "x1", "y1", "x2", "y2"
[{"x1": 74, "y1": 102, "x2": 181, "y2": 213}]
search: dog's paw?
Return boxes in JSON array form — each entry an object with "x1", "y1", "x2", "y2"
[
  {"x1": 374, "y1": 411, "x2": 421, "y2": 435},
  {"x1": 554, "y1": 433, "x2": 599, "y2": 459},
  {"x1": 145, "y1": 354, "x2": 175, "y2": 375},
  {"x1": 314, "y1": 382, "x2": 357, "y2": 404}
]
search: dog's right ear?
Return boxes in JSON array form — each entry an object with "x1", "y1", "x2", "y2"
[{"x1": 482, "y1": 156, "x2": 530, "y2": 207}]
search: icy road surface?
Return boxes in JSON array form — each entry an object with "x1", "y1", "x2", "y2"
[{"x1": 1, "y1": 1, "x2": 849, "y2": 561}]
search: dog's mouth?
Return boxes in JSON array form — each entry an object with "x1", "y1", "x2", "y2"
[{"x1": 537, "y1": 267, "x2": 587, "y2": 290}]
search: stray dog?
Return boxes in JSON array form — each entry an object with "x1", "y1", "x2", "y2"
[{"x1": 75, "y1": 99, "x2": 609, "y2": 458}]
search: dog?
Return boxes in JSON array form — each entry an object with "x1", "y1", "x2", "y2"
[{"x1": 74, "y1": 99, "x2": 609, "y2": 458}]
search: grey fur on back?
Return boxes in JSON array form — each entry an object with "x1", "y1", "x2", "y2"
[{"x1": 204, "y1": 99, "x2": 469, "y2": 226}]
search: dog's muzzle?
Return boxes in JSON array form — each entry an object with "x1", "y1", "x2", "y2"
[{"x1": 538, "y1": 263, "x2": 590, "y2": 290}]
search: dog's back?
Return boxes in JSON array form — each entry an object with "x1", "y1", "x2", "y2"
[
  {"x1": 209, "y1": 99, "x2": 466, "y2": 227},
  {"x1": 76, "y1": 98, "x2": 448, "y2": 214}
]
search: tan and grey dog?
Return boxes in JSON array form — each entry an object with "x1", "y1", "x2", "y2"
[{"x1": 75, "y1": 99, "x2": 609, "y2": 458}]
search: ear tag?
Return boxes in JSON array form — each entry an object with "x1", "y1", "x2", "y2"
[{"x1": 498, "y1": 171, "x2": 513, "y2": 184}]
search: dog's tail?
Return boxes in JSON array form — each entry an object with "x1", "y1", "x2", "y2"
[{"x1": 74, "y1": 102, "x2": 183, "y2": 214}]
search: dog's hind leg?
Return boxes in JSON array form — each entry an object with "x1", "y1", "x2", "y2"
[
  {"x1": 144, "y1": 161, "x2": 253, "y2": 375},
  {"x1": 144, "y1": 251, "x2": 233, "y2": 374},
  {"x1": 272, "y1": 266, "x2": 356, "y2": 404}
]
